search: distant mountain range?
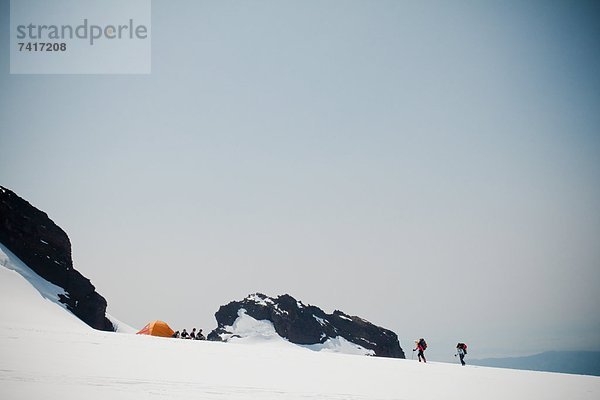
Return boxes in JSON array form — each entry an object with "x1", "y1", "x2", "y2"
[{"x1": 470, "y1": 351, "x2": 600, "y2": 376}]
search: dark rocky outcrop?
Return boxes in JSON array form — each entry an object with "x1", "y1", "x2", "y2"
[
  {"x1": 209, "y1": 293, "x2": 405, "y2": 358},
  {"x1": 0, "y1": 186, "x2": 113, "y2": 331}
]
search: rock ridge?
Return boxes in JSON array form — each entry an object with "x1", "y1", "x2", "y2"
[
  {"x1": 0, "y1": 186, "x2": 113, "y2": 331},
  {"x1": 209, "y1": 292, "x2": 405, "y2": 358}
]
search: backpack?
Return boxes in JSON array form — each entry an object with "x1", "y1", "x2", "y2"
[
  {"x1": 419, "y1": 338, "x2": 427, "y2": 350},
  {"x1": 457, "y1": 343, "x2": 467, "y2": 354}
]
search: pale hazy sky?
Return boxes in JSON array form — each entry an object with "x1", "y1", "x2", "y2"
[{"x1": 1, "y1": 0, "x2": 599, "y2": 361}]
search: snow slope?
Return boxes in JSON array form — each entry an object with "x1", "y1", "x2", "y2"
[
  {"x1": 0, "y1": 243, "x2": 87, "y2": 332},
  {"x1": 106, "y1": 313, "x2": 137, "y2": 334},
  {"x1": 221, "y1": 308, "x2": 375, "y2": 356},
  {"x1": 1, "y1": 245, "x2": 599, "y2": 400}
]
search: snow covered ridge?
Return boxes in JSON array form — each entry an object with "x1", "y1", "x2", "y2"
[
  {"x1": 0, "y1": 185, "x2": 113, "y2": 331},
  {"x1": 209, "y1": 293, "x2": 405, "y2": 358}
]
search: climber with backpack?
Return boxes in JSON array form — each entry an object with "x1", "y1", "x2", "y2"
[
  {"x1": 455, "y1": 342, "x2": 468, "y2": 366},
  {"x1": 413, "y1": 338, "x2": 427, "y2": 363}
]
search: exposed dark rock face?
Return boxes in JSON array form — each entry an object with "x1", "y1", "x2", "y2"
[
  {"x1": 0, "y1": 186, "x2": 113, "y2": 331},
  {"x1": 209, "y1": 293, "x2": 405, "y2": 358}
]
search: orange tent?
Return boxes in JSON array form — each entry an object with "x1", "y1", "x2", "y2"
[{"x1": 137, "y1": 320, "x2": 175, "y2": 337}]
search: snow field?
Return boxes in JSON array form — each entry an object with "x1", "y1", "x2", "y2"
[{"x1": 1, "y1": 243, "x2": 599, "y2": 400}]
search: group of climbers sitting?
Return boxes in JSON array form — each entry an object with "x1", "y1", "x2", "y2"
[{"x1": 172, "y1": 327, "x2": 205, "y2": 340}]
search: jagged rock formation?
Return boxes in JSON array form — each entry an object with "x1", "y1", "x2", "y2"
[
  {"x1": 0, "y1": 186, "x2": 113, "y2": 331},
  {"x1": 209, "y1": 293, "x2": 405, "y2": 358}
]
